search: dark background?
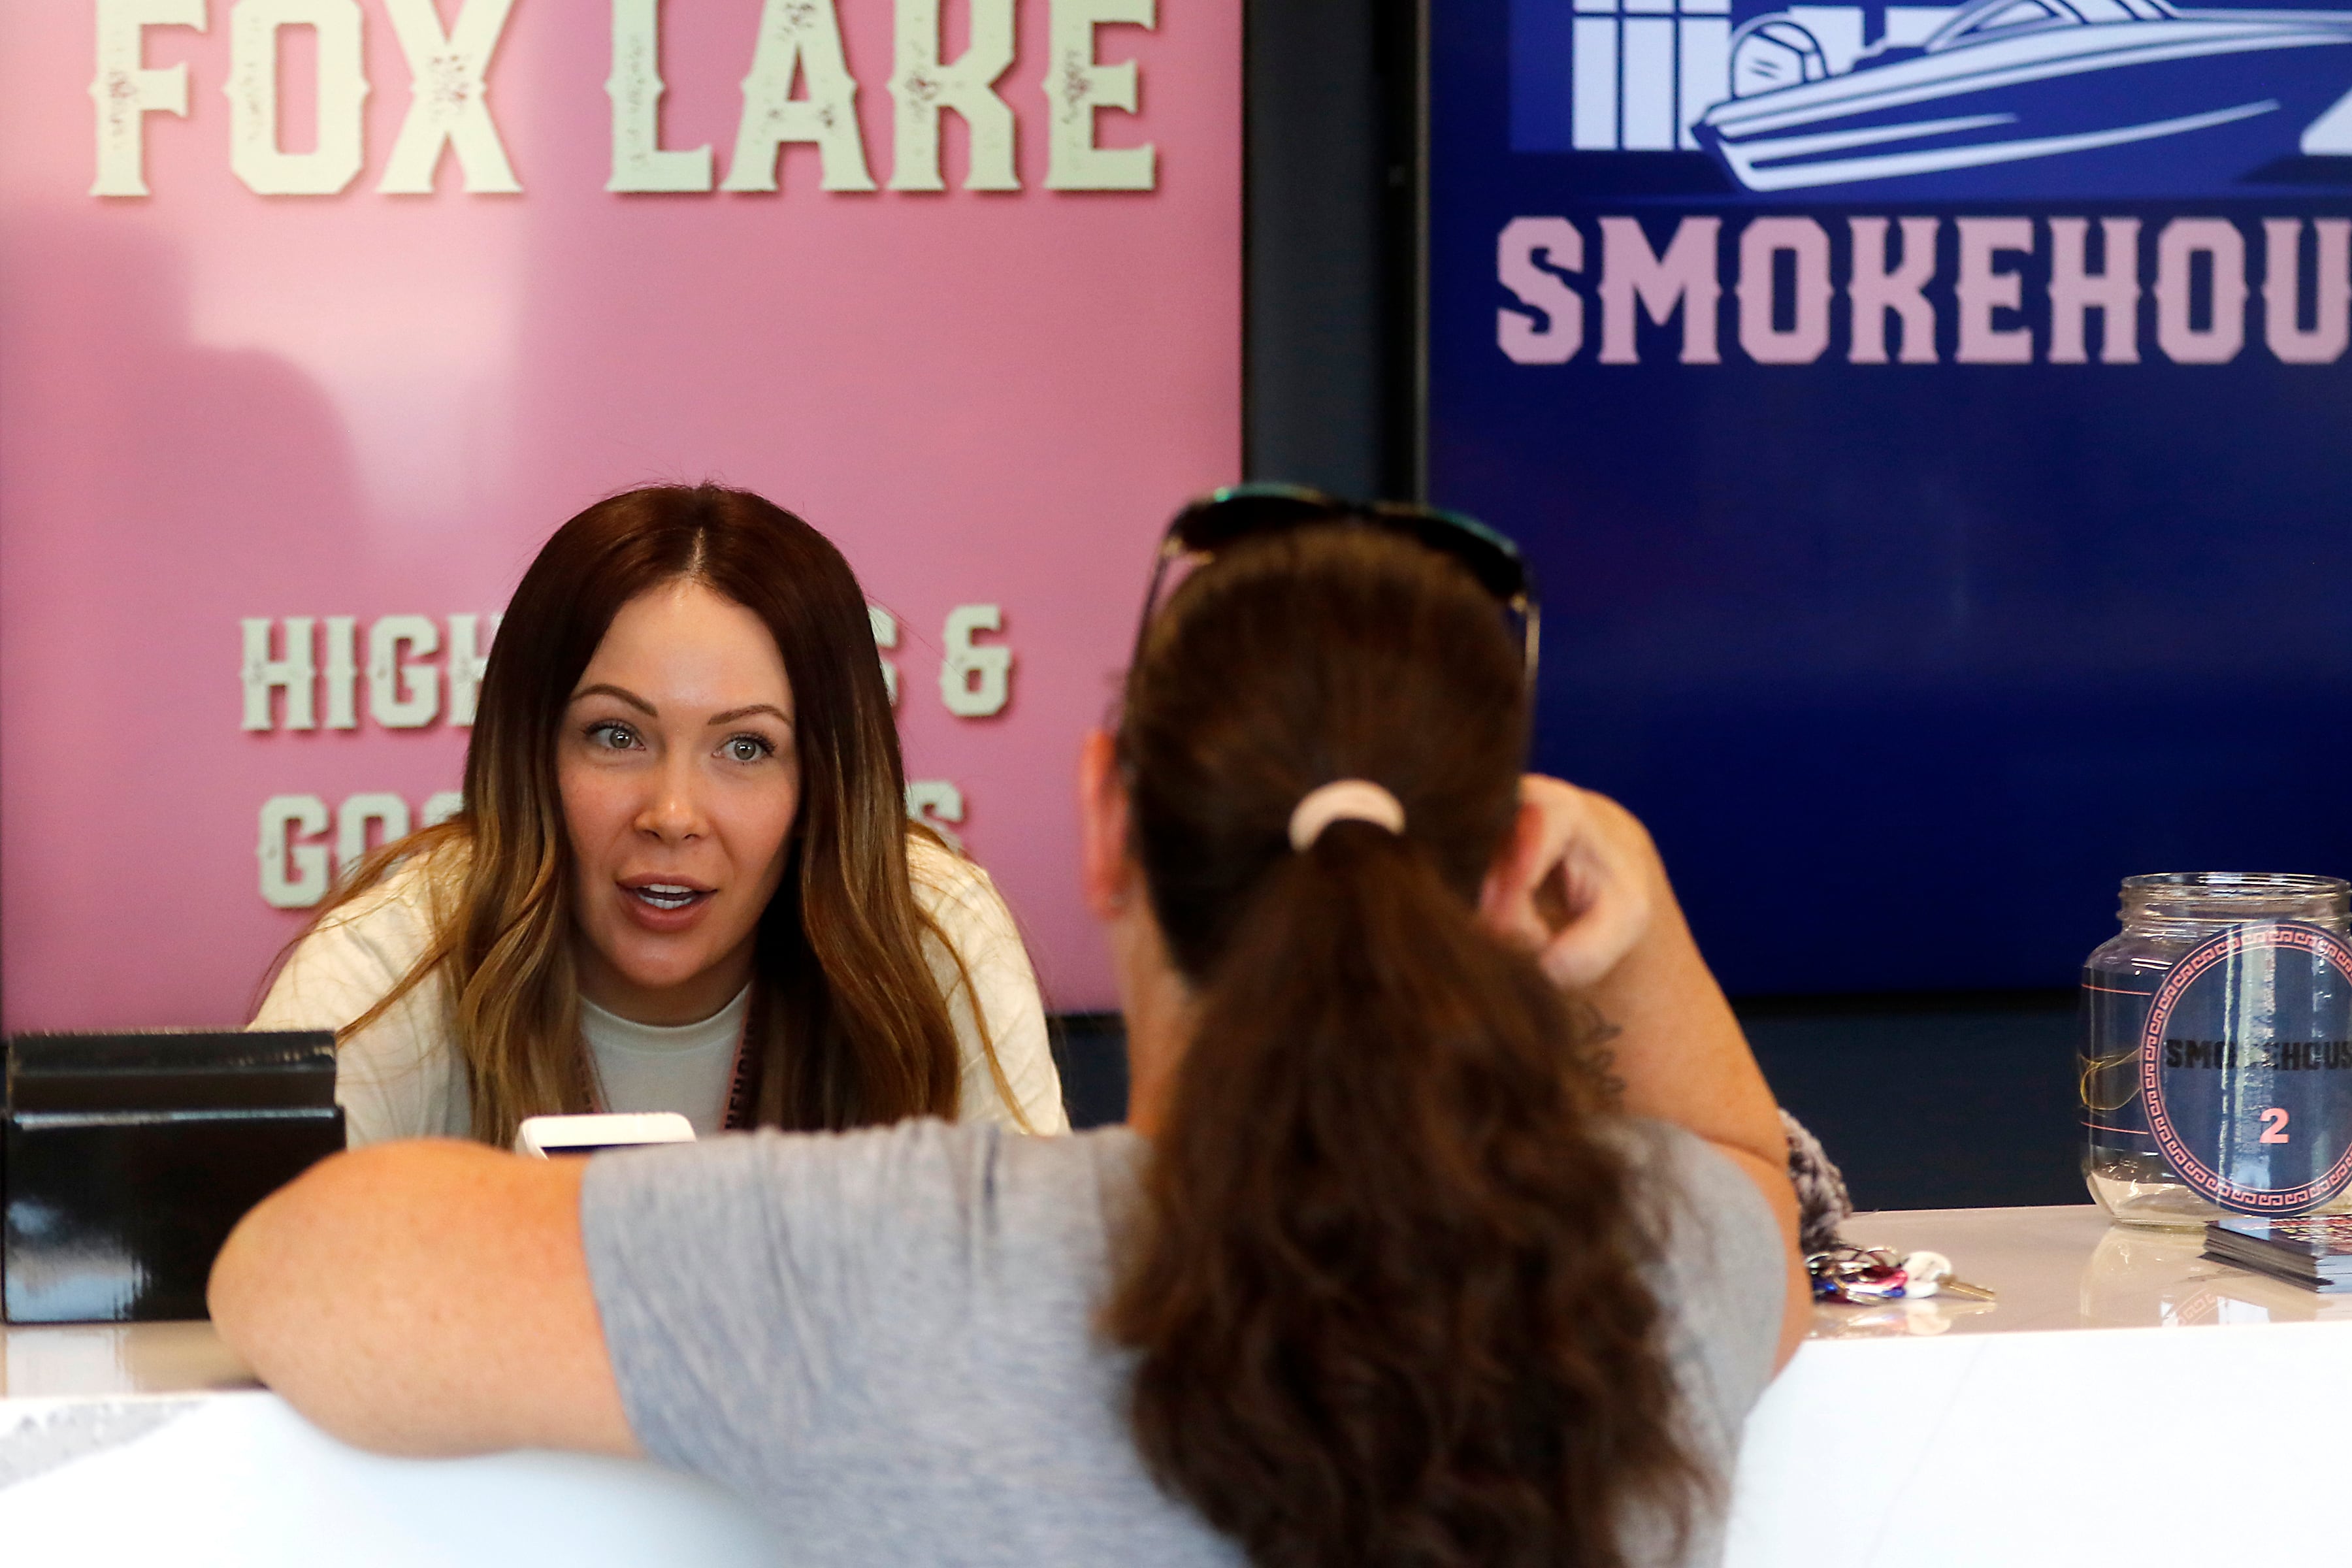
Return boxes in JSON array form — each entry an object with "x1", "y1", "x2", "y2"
[{"x1": 1050, "y1": 995, "x2": 2080, "y2": 1212}]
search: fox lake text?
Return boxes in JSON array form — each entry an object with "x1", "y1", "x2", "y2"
[{"x1": 1495, "y1": 212, "x2": 2352, "y2": 365}]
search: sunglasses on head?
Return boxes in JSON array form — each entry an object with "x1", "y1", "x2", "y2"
[{"x1": 1133, "y1": 483, "x2": 1541, "y2": 691}]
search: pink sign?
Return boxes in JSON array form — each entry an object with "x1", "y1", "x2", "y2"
[{"x1": 0, "y1": 1, "x2": 1239, "y2": 1027}]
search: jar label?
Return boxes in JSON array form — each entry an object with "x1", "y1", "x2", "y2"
[{"x1": 2142, "y1": 921, "x2": 2352, "y2": 1215}]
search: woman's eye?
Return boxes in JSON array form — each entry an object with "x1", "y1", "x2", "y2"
[
  {"x1": 587, "y1": 721, "x2": 640, "y2": 751},
  {"x1": 723, "y1": 734, "x2": 773, "y2": 764}
]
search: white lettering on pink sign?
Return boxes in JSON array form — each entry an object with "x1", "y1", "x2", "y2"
[{"x1": 94, "y1": 0, "x2": 1161, "y2": 199}]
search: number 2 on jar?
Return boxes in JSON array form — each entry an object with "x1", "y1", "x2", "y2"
[{"x1": 2260, "y1": 1107, "x2": 2291, "y2": 1144}]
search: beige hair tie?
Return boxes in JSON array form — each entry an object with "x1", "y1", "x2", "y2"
[{"x1": 1288, "y1": 780, "x2": 1407, "y2": 852}]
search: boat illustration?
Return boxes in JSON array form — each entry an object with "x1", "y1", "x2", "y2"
[{"x1": 1691, "y1": 0, "x2": 2352, "y2": 195}]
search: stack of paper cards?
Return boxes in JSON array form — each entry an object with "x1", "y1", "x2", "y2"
[{"x1": 2204, "y1": 1214, "x2": 2352, "y2": 1292}]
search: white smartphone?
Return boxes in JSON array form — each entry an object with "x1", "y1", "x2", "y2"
[{"x1": 515, "y1": 1111, "x2": 696, "y2": 1158}]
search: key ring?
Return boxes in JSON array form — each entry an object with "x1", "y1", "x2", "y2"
[
  {"x1": 1807, "y1": 1244, "x2": 1908, "y2": 1303},
  {"x1": 1807, "y1": 1244, "x2": 1998, "y2": 1304}
]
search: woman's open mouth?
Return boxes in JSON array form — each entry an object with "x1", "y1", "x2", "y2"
[{"x1": 623, "y1": 881, "x2": 715, "y2": 913}]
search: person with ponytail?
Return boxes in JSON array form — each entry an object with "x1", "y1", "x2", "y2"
[{"x1": 211, "y1": 496, "x2": 1808, "y2": 1568}]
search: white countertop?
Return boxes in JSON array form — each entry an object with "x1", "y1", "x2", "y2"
[
  {"x1": 1811, "y1": 1201, "x2": 2351, "y2": 1337},
  {"x1": 1735, "y1": 1204, "x2": 2352, "y2": 1567},
  {"x1": 3, "y1": 1318, "x2": 255, "y2": 1401},
  {"x1": 7, "y1": 1203, "x2": 2351, "y2": 1567}
]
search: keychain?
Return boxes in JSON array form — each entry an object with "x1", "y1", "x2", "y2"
[
  {"x1": 1808, "y1": 1244, "x2": 1997, "y2": 1304},
  {"x1": 1895, "y1": 1249, "x2": 1997, "y2": 1301}
]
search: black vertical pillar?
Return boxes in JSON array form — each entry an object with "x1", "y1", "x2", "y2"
[{"x1": 1244, "y1": 0, "x2": 1426, "y2": 500}]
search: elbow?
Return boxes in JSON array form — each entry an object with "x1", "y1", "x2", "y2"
[
  {"x1": 207, "y1": 1149, "x2": 338, "y2": 1360},
  {"x1": 205, "y1": 1145, "x2": 421, "y2": 1450},
  {"x1": 206, "y1": 1139, "x2": 544, "y2": 1458},
  {"x1": 205, "y1": 1222, "x2": 263, "y2": 1356}
]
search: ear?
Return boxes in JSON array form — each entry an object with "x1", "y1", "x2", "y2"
[{"x1": 1077, "y1": 728, "x2": 1135, "y2": 921}]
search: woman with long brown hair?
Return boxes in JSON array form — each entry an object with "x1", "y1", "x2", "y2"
[
  {"x1": 254, "y1": 483, "x2": 1064, "y2": 1146},
  {"x1": 216, "y1": 498, "x2": 1805, "y2": 1567}
]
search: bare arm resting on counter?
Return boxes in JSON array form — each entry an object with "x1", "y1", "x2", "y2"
[{"x1": 208, "y1": 1139, "x2": 634, "y2": 1459}]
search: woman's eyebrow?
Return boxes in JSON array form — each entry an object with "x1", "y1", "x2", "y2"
[
  {"x1": 708, "y1": 704, "x2": 792, "y2": 727},
  {"x1": 570, "y1": 683, "x2": 657, "y2": 716}
]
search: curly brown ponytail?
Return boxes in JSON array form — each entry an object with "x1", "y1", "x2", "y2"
[{"x1": 1102, "y1": 529, "x2": 1699, "y2": 1568}]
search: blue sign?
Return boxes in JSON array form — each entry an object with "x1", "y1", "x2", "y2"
[
  {"x1": 2141, "y1": 921, "x2": 2352, "y2": 1212},
  {"x1": 1430, "y1": 0, "x2": 2352, "y2": 993}
]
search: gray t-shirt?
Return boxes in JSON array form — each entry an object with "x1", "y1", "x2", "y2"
[{"x1": 582, "y1": 1118, "x2": 1785, "y2": 1568}]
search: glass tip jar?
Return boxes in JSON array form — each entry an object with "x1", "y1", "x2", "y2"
[{"x1": 2082, "y1": 872, "x2": 2352, "y2": 1229}]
